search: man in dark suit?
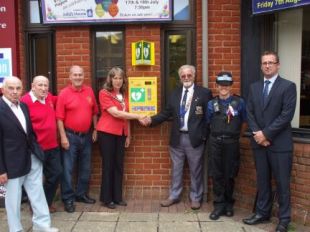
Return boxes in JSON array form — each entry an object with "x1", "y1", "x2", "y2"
[
  {"x1": 140, "y1": 65, "x2": 212, "y2": 210},
  {"x1": 0, "y1": 77, "x2": 58, "y2": 232},
  {"x1": 243, "y1": 51, "x2": 297, "y2": 232}
]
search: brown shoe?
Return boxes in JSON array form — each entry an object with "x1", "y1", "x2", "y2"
[
  {"x1": 191, "y1": 201, "x2": 201, "y2": 210},
  {"x1": 160, "y1": 198, "x2": 180, "y2": 207},
  {"x1": 49, "y1": 205, "x2": 57, "y2": 213}
]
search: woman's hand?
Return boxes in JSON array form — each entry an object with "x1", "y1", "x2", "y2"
[{"x1": 125, "y1": 136, "x2": 131, "y2": 148}]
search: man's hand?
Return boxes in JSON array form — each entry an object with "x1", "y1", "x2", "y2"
[
  {"x1": 92, "y1": 130, "x2": 97, "y2": 142},
  {"x1": 61, "y1": 136, "x2": 70, "y2": 150},
  {"x1": 253, "y1": 131, "x2": 270, "y2": 146},
  {"x1": 0, "y1": 173, "x2": 8, "y2": 184},
  {"x1": 139, "y1": 116, "x2": 151, "y2": 126}
]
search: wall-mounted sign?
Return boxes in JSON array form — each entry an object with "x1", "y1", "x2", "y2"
[
  {"x1": 0, "y1": 48, "x2": 12, "y2": 88},
  {"x1": 252, "y1": 0, "x2": 310, "y2": 15},
  {"x1": 41, "y1": 0, "x2": 172, "y2": 24},
  {"x1": 0, "y1": 0, "x2": 17, "y2": 77},
  {"x1": 128, "y1": 77, "x2": 157, "y2": 116},
  {"x1": 132, "y1": 40, "x2": 155, "y2": 66}
]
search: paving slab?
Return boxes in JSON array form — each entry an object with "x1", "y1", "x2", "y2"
[
  {"x1": 117, "y1": 221, "x2": 157, "y2": 232},
  {"x1": 52, "y1": 220, "x2": 77, "y2": 232},
  {"x1": 159, "y1": 212, "x2": 198, "y2": 222},
  {"x1": 72, "y1": 221, "x2": 116, "y2": 232},
  {"x1": 200, "y1": 221, "x2": 267, "y2": 232},
  {"x1": 51, "y1": 211, "x2": 82, "y2": 221},
  {"x1": 79, "y1": 212, "x2": 119, "y2": 222},
  {"x1": 119, "y1": 212, "x2": 158, "y2": 222},
  {"x1": 159, "y1": 222, "x2": 200, "y2": 232}
]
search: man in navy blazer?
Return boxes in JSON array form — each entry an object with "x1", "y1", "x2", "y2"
[
  {"x1": 0, "y1": 77, "x2": 58, "y2": 232},
  {"x1": 141, "y1": 65, "x2": 212, "y2": 210},
  {"x1": 243, "y1": 51, "x2": 297, "y2": 232}
]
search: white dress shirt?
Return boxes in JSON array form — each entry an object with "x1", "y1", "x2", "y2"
[
  {"x1": 180, "y1": 84, "x2": 194, "y2": 131},
  {"x1": 2, "y1": 96, "x2": 27, "y2": 133}
]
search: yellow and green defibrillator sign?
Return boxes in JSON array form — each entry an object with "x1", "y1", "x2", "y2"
[
  {"x1": 128, "y1": 77, "x2": 157, "y2": 116},
  {"x1": 131, "y1": 40, "x2": 155, "y2": 66}
]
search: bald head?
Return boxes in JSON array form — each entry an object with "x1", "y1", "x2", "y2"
[
  {"x1": 32, "y1": 75, "x2": 49, "y2": 100},
  {"x1": 2, "y1": 76, "x2": 23, "y2": 104}
]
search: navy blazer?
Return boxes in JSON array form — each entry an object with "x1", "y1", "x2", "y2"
[
  {"x1": 0, "y1": 98, "x2": 40, "y2": 179},
  {"x1": 246, "y1": 76, "x2": 297, "y2": 152},
  {"x1": 151, "y1": 85, "x2": 212, "y2": 148}
]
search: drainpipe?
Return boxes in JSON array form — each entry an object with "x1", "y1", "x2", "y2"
[{"x1": 202, "y1": 0, "x2": 208, "y2": 87}]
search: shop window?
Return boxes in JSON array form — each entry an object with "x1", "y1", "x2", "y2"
[
  {"x1": 242, "y1": 2, "x2": 310, "y2": 138},
  {"x1": 94, "y1": 30, "x2": 124, "y2": 95}
]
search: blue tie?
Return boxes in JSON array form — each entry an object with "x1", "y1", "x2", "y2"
[
  {"x1": 263, "y1": 80, "x2": 271, "y2": 106},
  {"x1": 180, "y1": 89, "x2": 188, "y2": 128}
]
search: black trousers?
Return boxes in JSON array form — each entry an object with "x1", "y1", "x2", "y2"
[
  {"x1": 43, "y1": 147, "x2": 62, "y2": 206},
  {"x1": 98, "y1": 131, "x2": 126, "y2": 204},
  {"x1": 253, "y1": 148, "x2": 292, "y2": 224},
  {"x1": 209, "y1": 136, "x2": 240, "y2": 210}
]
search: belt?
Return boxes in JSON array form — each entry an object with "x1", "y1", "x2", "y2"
[
  {"x1": 179, "y1": 131, "x2": 189, "y2": 134},
  {"x1": 212, "y1": 134, "x2": 237, "y2": 140},
  {"x1": 65, "y1": 128, "x2": 88, "y2": 136}
]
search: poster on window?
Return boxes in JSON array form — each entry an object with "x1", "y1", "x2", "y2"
[
  {"x1": 128, "y1": 77, "x2": 157, "y2": 116},
  {"x1": 252, "y1": 0, "x2": 310, "y2": 15},
  {"x1": 0, "y1": 48, "x2": 12, "y2": 88},
  {"x1": 41, "y1": 0, "x2": 172, "y2": 24}
]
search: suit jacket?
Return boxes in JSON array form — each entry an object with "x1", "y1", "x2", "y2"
[
  {"x1": 151, "y1": 85, "x2": 212, "y2": 148},
  {"x1": 0, "y1": 98, "x2": 43, "y2": 179},
  {"x1": 246, "y1": 76, "x2": 297, "y2": 152}
]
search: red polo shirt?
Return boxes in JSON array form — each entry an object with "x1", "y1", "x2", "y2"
[
  {"x1": 21, "y1": 92, "x2": 58, "y2": 151},
  {"x1": 56, "y1": 85, "x2": 98, "y2": 132},
  {"x1": 96, "y1": 89, "x2": 129, "y2": 136}
]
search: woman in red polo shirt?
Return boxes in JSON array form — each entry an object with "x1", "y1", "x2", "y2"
[{"x1": 97, "y1": 67, "x2": 145, "y2": 209}]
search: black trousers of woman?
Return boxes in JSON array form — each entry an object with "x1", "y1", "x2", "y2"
[{"x1": 98, "y1": 131, "x2": 126, "y2": 204}]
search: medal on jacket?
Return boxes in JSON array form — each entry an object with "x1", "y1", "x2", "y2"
[{"x1": 226, "y1": 104, "x2": 235, "y2": 123}]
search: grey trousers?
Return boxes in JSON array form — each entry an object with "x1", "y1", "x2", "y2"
[{"x1": 169, "y1": 134, "x2": 205, "y2": 202}]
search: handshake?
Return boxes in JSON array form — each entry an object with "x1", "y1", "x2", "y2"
[{"x1": 138, "y1": 115, "x2": 152, "y2": 126}]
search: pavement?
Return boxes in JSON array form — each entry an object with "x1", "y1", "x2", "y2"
[{"x1": 0, "y1": 197, "x2": 309, "y2": 232}]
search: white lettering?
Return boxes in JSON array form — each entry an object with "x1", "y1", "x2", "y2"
[
  {"x1": 0, "y1": 23, "x2": 7, "y2": 29},
  {"x1": 0, "y1": 6, "x2": 6, "y2": 13}
]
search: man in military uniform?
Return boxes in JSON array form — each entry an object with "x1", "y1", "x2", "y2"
[{"x1": 207, "y1": 72, "x2": 247, "y2": 220}]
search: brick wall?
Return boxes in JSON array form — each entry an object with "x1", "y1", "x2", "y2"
[
  {"x1": 208, "y1": 0, "x2": 241, "y2": 95},
  {"x1": 14, "y1": 0, "x2": 310, "y2": 226}
]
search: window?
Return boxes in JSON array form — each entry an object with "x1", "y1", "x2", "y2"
[
  {"x1": 93, "y1": 30, "x2": 125, "y2": 95},
  {"x1": 161, "y1": 0, "x2": 195, "y2": 106},
  {"x1": 242, "y1": 2, "x2": 310, "y2": 138},
  {"x1": 25, "y1": 0, "x2": 56, "y2": 93}
]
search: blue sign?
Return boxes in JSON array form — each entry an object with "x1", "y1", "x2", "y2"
[
  {"x1": 252, "y1": 0, "x2": 310, "y2": 15},
  {"x1": 0, "y1": 48, "x2": 13, "y2": 87}
]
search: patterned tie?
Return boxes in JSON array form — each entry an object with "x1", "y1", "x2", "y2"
[
  {"x1": 262, "y1": 80, "x2": 271, "y2": 106},
  {"x1": 180, "y1": 89, "x2": 188, "y2": 128}
]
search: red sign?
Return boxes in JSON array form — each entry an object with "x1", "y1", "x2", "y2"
[{"x1": 0, "y1": 0, "x2": 18, "y2": 76}]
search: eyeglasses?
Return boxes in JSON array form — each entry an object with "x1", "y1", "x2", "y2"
[{"x1": 262, "y1": 61, "x2": 278, "y2": 66}]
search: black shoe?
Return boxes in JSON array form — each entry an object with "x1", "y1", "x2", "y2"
[
  {"x1": 103, "y1": 202, "x2": 116, "y2": 209},
  {"x1": 225, "y1": 209, "x2": 234, "y2": 217},
  {"x1": 209, "y1": 208, "x2": 226, "y2": 220},
  {"x1": 64, "y1": 201, "x2": 75, "y2": 213},
  {"x1": 115, "y1": 201, "x2": 127, "y2": 206},
  {"x1": 76, "y1": 194, "x2": 96, "y2": 204},
  {"x1": 275, "y1": 223, "x2": 288, "y2": 232},
  {"x1": 242, "y1": 214, "x2": 270, "y2": 225},
  {"x1": 225, "y1": 205, "x2": 234, "y2": 217}
]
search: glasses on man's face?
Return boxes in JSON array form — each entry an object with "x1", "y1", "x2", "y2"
[{"x1": 262, "y1": 61, "x2": 278, "y2": 66}]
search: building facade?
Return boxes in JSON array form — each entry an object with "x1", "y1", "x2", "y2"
[{"x1": 0, "y1": 0, "x2": 309, "y2": 226}]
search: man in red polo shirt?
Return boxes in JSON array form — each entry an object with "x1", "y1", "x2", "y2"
[
  {"x1": 56, "y1": 65, "x2": 98, "y2": 213},
  {"x1": 21, "y1": 75, "x2": 61, "y2": 213}
]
